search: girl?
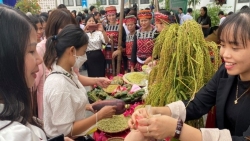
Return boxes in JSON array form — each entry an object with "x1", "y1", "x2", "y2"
[
  {"x1": 104, "y1": 6, "x2": 127, "y2": 77},
  {"x1": 35, "y1": 9, "x2": 110, "y2": 120},
  {"x1": 84, "y1": 14, "x2": 108, "y2": 77},
  {"x1": 0, "y1": 4, "x2": 45, "y2": 140},
  {"x1": 27, "y1": 15, "x2": 44, "y2": 43},
  {"x1": 131, "y1": 10, "x2": 157, "y2": 72},
  {"x1": 43, "y1": 24, "x2": 116, "y2": 139},
  {"x1": 129, "y1": 9, "x2": 250, "y2": 141}
]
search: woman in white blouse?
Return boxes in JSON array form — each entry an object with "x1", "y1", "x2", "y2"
[
  {"x1": 43, "y1": 24, "x2": 116, "y2": 139},
  {"x1": 0, "y1": 4, "x2": 46, "y2": 141},
  {"x1": 84, "y1": 14, "x2": 109, "y2": 77}
]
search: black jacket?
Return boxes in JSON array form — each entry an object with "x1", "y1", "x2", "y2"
[{"x1": 184, "y1": 64, "x2": 250, "y2": 140}]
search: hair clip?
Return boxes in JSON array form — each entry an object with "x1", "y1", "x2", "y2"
[{"x1": 52, "y1": 35, "x2": 57, "y2": 41}]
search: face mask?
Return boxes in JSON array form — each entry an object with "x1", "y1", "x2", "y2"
[{"x1": 73, "y1": 50, "x2": 87, "y2": 69}]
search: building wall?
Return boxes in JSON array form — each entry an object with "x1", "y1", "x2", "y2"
[
  {"x1": 197, "y1": 0, "x2": 250, "y2": 13},
  {"x1": 40, "y1": 0, "x2": 152, "y2": 13}
]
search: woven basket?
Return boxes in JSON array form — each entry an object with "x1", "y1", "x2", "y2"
[
  {"x1": 97, "y1": 115, "x2": 130, "y2": 133},
  {"x1": 107, "y1": 137, "x2": 124, "y2": 141}
]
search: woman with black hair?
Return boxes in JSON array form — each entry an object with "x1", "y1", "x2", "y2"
[
  {"x1": 27, "y1": 15, "x2": 44, "y2": 43},
  {"x1": 128, "y1": 9, "x2": 250, "y2": 141},
  {"x1": 104, "y1": 6, "x2": 127, "y2": 77},
  {"x1": 197, "y1": 6, "x2": 211, "y2": 37},
  {"x1": 84, "y1": 14, "x2": 108, "y2": 77},
  {"x1": 0, "y1": 4, "x2": 45, "y2": 140},
  {"x1": 43, "y1": 24, "x2": 115, "y2": 139}
]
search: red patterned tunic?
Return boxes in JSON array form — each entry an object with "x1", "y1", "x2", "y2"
[
  {"x1": 104, "y1": 24, "x2": 126, "y2": 77},
  {"x1": 125, "y1": 32, "x2": 136, "y2": 71},
  {"x1": 131, "y1": 28, "x2": 157, "y2": 71}
]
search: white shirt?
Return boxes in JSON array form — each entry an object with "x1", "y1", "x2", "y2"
[
  {"x1": 180, "y1": 13, "x2": 193, "y2": 25},
  {"x1": 219, "y1": 17, "x2": 226, "y2": 25},
  {"x1": 0, "y1": 104, "x2": 47, "y2": 141},
  {"x1": 80, "y1": 24, "x2": 85, "y2": 30},
  {"x1": 123, "y1": 23, "x2": 129, "y2": 35},
  {"x1": 43, "y1": 62, "x2": 89, "y2": 138},
  {"x1": 86, "y1": 31, "x2": 106, "y2": 51},
  {"x1": 178, "y1": 13, "x2": 185, "y2": 24}
]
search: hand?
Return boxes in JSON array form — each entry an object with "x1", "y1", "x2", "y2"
[
  {"x1": 148, "y1": 60, "x2": 157, "y2": 68},
  {"x1": 73, "y1": 67, "x2": 80, "y2": 76},
  {"x1": 137, "y1": 115, "x2": 177, "y2": 140},
  {"x1": 95, "y1": 77, "x2": 111, "y2": 88},
  {"x1": 64, "y1": 137, "x2": 74, "y2": 141},
  {"x1": 128, "y1": 108, "x2": 150, "y2": 129},
  {"x1": 125, "y1": 129, "x2": 154, "y2": 141},
  {"x1": 84, "y1": 25, "x2": 90, "y2": 33},
  {"x1": 98, "y1": 106, "x2": 116, "y2": 119},
  {"x1": 112, "y1": 49, "x2": 121, "y2": 59},
  {"x1": 85, "y1": 104, "x2": 95, "y2": 113},
  {"x1": 86, "y1": 100, "x2": 102, "y2": 112},
  {"x1": 97, "y1": 23, "x2": 104, "y2": 32},
  {"x1": 144, "y1": 57, "x2": 152, "y2": 65}
]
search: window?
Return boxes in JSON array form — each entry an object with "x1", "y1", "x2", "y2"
[
  {"x1": 109, "y1": 0, "x2": 118, "y2": 5},
  {"x1": 238, "y1": 0, "x2": 249, "y2": 3},
  {"x1": 140, "y1": 0, "x2": 149, "y2": 4},
  {"x1": 98, "y1": 0, "x2": 107, "y2": 5},
  {"x1": 63, "y1": 0, "x2": 74, "y2": 6},
  {"x1": 76, "y1": 0, "x2": 81, "y2": 6},
  {"x1": 130, "y1": 0, "x2": 137, "y2": 4}
]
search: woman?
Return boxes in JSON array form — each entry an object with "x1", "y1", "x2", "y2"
[
  {"x1": 146, "y1": 12, "x2": 169, "y2": 66},
  {"x1": 35, "y1": 9, "x2": 110, "y2": 120},
  {"x1": 124, "y1": 15, "x2": 137, "y2": 72},
  {"x1": 0, "y1": 4, "x2": 45, "y2": 140},
  {"x1": 43, "y1": 24, "x2": 116, "y2": 139},
  {"x1": 94, "y1": 12, "x2": 101, "y2": 23},
  {"x1": 84, "y1": 14, "x2": 108, "y2": 77},
  {"x1": 128, "y1": 9, "x2": 250, "y2": 141},
  {"x1": 27, "y1": 15, "x2": 44, "y2": 43},
  {"x1": 35, "y1": 8, "x2": 76, "y2": 120},
  {"x1": 131, "y1": 10, "x2": 157, "y2": 72},
  {"x1": 197, "y1": 6, "x2": 211, "y2": 37},
  {"x1": 104, "y1": 6, "x2": 126, "y2": 77}
]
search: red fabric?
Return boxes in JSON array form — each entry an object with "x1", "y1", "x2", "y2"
[
  {"x1": 94, "y1": 129, "x2": 130, "y2": 141},
  {"x1": 106, "y1": 31, "x2": 119, "y2": 46},
  {"x1": 125, "y1": 41, "x2": 133, "y2": 57},
  {"x1": 155, "y1": 12, "x2": 169, "y2": 24},
  {"x1": 205, "y1": 106, "x2": 216, "y2": 128},
  {"x1": 137, "y1": 38, "x2": 154, "y2": 56}
]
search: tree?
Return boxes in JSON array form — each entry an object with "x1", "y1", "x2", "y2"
[
  {"x1": 188, "y1": 0, "x2": 200, "y2": 8},
  {"x1": 15, "y1": 0, "x2": 41, "y2": 14}
]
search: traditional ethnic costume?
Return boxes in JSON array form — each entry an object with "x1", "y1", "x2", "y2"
[
  {"x1": 124, "y1": 15, "x2": 137, "y2": 72},
  {"x1": 104, "y1": 6, "x2": 126, "y2": 77},
  {"x1": 131, "y1": 10, "x2": 157, "y2": 71}
]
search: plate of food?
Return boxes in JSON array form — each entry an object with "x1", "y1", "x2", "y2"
[
  {"x1": 123, "y1": 72, "x2": 147, "y2": 87},
  {"x1": 97, "y1": 115, "x2": 130, "y2": 133}
]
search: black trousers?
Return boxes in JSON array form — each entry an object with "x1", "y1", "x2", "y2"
[{"x1": 85, "y1": 50, "x2": 106, "y2": 77}]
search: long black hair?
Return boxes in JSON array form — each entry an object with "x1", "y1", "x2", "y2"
[
  {"x1": 201, "y1": 6, "x2": 208, "y2": 17},
  {"x1": 85, "y1": 14, "x2": 98, "y2": 24},
  {"x1": 0, "y1": 4, "x2": 39, "y2": 129},
  {"x1": 44, "y1": 24, "x2": 89, "y2": 69}
]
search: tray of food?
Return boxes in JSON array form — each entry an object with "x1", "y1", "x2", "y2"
[
  {"x1": 123, "y1": 72, "x2": 147, "y2": 87},
  {"x1": 97, "y1": 115, "x2": 130, "y2": 133},
  {"x1": 107, "y1": 137, "x2": 124, "y2": 141}
]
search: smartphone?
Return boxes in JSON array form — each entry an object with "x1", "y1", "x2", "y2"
[
  {"x1": 48, "y1": 134, "x2": 64, "y2": 141},
  {"x1": 88, "y1": 24, "x2": 98, "y2": 30}
]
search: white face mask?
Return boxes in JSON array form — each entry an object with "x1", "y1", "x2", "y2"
[{"x1": 73, "y1": 50, "x2": 87, "y2": 69}]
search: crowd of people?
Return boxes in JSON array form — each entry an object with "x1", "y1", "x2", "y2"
[{"x1": 1, "y1": 2, "x2": 250, "y2": 141}]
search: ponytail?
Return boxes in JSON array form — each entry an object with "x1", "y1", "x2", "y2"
[{"x1": 44, "y1": 35, "x2": 57, "y2": 70}]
